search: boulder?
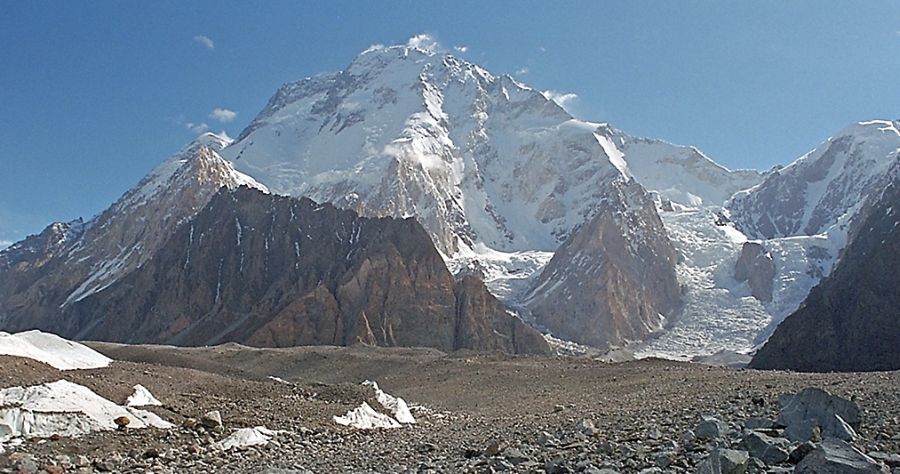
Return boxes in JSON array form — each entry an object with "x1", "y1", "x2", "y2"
[
  {"x1": 778, "y1": 388, "x2": 861, "y2": 442},
  {"x1": 697, "y1": 416, "x2": 728, "y2": 440},
  {"x1": 795, "y1": 439, "x2": 889, "y2": 473},
  {"x1": 740, "y1": 431, "x2": 790, "y2": 465},
  {"x1": 696, "y1": 448, "x2": 750, "y2": 474}
]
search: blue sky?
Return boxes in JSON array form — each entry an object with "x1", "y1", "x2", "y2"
[{"x1": 1, "y1": 1, "x2": 899, "y2": 246}]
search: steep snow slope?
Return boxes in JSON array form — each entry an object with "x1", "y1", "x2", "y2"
[{"x1": 223, "y1": 40, "x2": 629, "y2": 256}]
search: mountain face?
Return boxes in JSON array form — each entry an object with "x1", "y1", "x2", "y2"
[
  {"x1": 48, "y1": 187, "x2": 550, "y2": 355},
  {"x1": 223, "y1": 43, "x2": 631, "y2": 256},
  {"x1": 729, "y1": 120, "x2": 900, "y2": 240},
  {"x1": 750, "y1": 161, "x2": 900, "y2": 372},
  {"x1": 0, "y1": 134, "x2": 265, "y2": 330},
  {"x1": 524, "y1": 180, "x2": 681, "y2": 348}
]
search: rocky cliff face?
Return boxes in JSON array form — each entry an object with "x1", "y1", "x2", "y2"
[
  {"x1": 734, "y1": 242, "x2": 775, "y2": 302},
  {"x1": 750, "y1": 161, "x2": 900, "y2": 372},
  {"x1": 524, "y1": 180, "x2": 681, "y2": 348},
  {"x1": 0, "y1": 135, "x2": 265, "y2": 330},
  {"x1": 50, "y1": 187, "x2": 549, "y2": 355}
]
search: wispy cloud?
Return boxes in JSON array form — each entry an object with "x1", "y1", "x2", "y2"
[
  {"x1": 515, "y1": 67, "x2": 529, "y2": 75},
  {"x1": 0, "y1": 240, "x2": 12, "y2": 250},
  {"x1": 186, "y1": 122, "x2": 209, "y2": 134},
  {"x1": 208, "y1": 108, "x2": 237, "y2": 123},
  {"x1": 542, "y1": 90, "x2": 579, "y2": 112},
  {"x1": 539, "y1": 46, "x2": 547, "y2": 53},
  {"x1": 406, "y1": 33, "x2": 440, "y2": 53},
  {"x1": 194, "y1": 35, "x2": 215, "y2": 50},
  {"x1": 453, "y1": 45, "x2": 468, "y2": 53}
]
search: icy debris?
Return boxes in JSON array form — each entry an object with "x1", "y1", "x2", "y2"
[
  {"x1": 125, "y1": 384, "x2": 163, "y2": 407},
  {"x1": 267, "y1": 375, "x2": 291, "y2": 385},
  {"x1": 0, "y1": 380, "x2": 173, "y2": 447},
  {"x1": 213, "y1": 426, "x2": 279, "y2": 450},
  {"x1": 362, "y1": 380, "x2": 416, "y2": 424},
  {"x1": 0, "y1": 330, "x2": 112, "y2": 370},
  {"x1": 334, "y1": 402, "x2": 402, "y2": 430},
  {"x1": 334, "y1": 381, "x2": 417, "y2": 429}
]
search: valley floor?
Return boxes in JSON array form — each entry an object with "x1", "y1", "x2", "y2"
[{"x1": 1, "y1": 344, "x2": 899, "y2": 473}]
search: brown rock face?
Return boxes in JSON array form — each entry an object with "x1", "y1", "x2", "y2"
[
  {"x1": 734, "y1": 242, "x2": 775, "y2": 302},
  {"x1": 0, "y1": 139, "x2": 258, "y2": 331},
  {"x1": 751, "y1": 162, "x2": 900, "y2": 372},
  {"x1": 52, "y1": 188, "x2": 550, "y2": 355},
  {"x1": 524, "y1": 180, "x2": 682, "y2": 349}
]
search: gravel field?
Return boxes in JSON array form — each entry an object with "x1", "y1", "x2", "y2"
[{"x1": 1, "y1": 343, "x2": 898, "y2": 473}]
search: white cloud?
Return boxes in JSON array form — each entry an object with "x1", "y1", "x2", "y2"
[
  {"x1": 542, "y1": 90, "x2": 579, "y2": 112},
  {"x1": 0, "y1": 240, "x2": 12, "y2": 250},
  {"x1": 208, "y1": 108, "x2": 237, "y2": 123},
  {"x1": 406, "y1": 33, "x2": 440, "y2": 53},
  {"x1": 186, "y1": 122, "x2": 209, "y2": 134},
  {"x1": 539, "y1": 46, "x2": 547, "y2": 53},
  {"x1": 453, "y1": 45, "x2": 468, "y2": 53},
  {"x1": 516, "y1": 67, "x2": 529, "y2": 75},
  {"x1": 194, "y1": 35, "x2": 215, "y2": 50}
]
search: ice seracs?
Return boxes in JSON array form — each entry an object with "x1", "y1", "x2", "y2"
[{"x1": 125, "y1": 384, "x2": 163, "y2": 407}]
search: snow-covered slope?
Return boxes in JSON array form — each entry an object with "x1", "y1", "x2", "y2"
[
  {"x1": 0, "y1": 330, "x2": 112, "y2": 370},
  {"x1": 223, "y1": 40, "x2": 629, "y2": 256},
  {"x1": 600, "y1": 125, "x2": 763, "y2": 208}
]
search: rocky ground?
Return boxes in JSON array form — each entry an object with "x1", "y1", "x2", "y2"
[{"x1": 1, "y1": 343, "x2": 899, "y2": 473}]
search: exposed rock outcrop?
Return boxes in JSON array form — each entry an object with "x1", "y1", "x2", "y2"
[
  {"x1": 0, "y1": 136, "x2": 263, "y2": 331},
  {"x1": 734, "y1": 242, "x2": 775, "y2": 302},
  {"x1": 524, "y1": 180, "x2": 681, "y2": 349},
  {"x1": 54, "y1": 187, "x2": 550, "y2": 355},
  {"x1": 751, "y1": 160, "x2": 900, "y2": 371}
]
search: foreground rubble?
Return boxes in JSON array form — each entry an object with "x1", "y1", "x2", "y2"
[{"x1": 0, "y1": 344, "x2": 898, "y2": 473}]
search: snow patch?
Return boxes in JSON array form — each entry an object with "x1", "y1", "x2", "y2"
[
  {"x1": 213, "y1": 426, "x2": 280, "y2": 451},
  {"x1": 362, "y1": 380, "x2": 415, "y2": 424},
  {"x1": 333, "y1": 402, "x2": 402, "y2": 430},
  {"x1": 125, "y1": 384, "x2": 163, "y2": 407},
  {"x1": 0, "y1": 331, "x2": 112, "y2": 370},
  {"x1": 0, "y1": 380, "x2": 173, "y2": 448}
]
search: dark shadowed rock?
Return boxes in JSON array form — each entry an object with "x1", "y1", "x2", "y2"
[
  {"x1": 733, "y1": 242, "x2": 775, "y2": 302},
  {"x1": 751, "y1": 162, "x2": 900, "y2": 372},
  {"x1": 23, "y1": 187, "x2": 550, "y2": 355}
]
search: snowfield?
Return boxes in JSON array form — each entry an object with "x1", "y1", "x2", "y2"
[{"x1": 0, "y1": 330, "x2": 112, "y2": 370}]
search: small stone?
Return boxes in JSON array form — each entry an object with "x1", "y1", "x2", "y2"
[
  {"x1": 786, "y1": 441, "x2": 816, "y2": 464},
  {"x1": 744, "y1": 418, "x2": 774, "y2": 430},
  {"x1": 416, "y1": 443, "x2": 437, "y2": 454},
  {"x1": 485, "y1": 440, "x2": 507, "y2": 457},
  {"x1": 74, "y1": 456, "x2": 91, "y2": 468},
  {"x1": 553, "y1": 404, "x2": 566, "y2": 413},
  {"x1": 200, "y1": 410, "x2": 223, "y2": 429},
  {"x1": 113, "y1": 416, "x2": 130, "y2": 429},
  {"x1": 44, "y1": 466, "x2": 64, "y2": 474},
  {"x1": 577, "y1": 419, "x2": 598, "y2": 436},
  {"x1": 501, "y1": 447, "x2": 529, "y2": 465}
]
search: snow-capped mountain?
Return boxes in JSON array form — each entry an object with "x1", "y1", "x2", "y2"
[
  {"x1": 224, "y1": 41, "x2": 628, "y2": 256},
  {"x1": 730, "y1": 120, "x2": 900, "y2": 240}
]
